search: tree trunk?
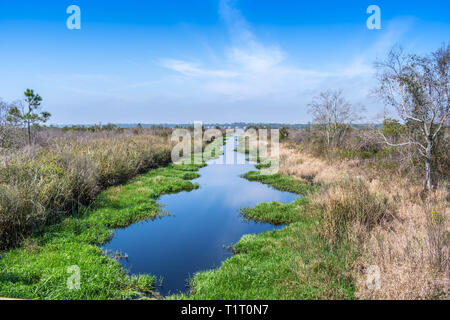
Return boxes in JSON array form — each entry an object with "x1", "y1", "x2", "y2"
[
  {"x1": 27, "y1": 120, "x2": 31, "y2": 145},
  {"x1": 425, "y1": 137, "x2": 433, "y2": 191}
]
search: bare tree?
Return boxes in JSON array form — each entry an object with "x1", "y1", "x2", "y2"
[
  {"x1": 308, "y1": 89, "x2": 363, "y2": 150},
  {"x1": 375, "y1": 44, "x2": 449, "y2": 190}
]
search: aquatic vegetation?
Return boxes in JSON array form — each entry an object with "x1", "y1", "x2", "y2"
[
  {"x1": 242, "y1": 171, "x2": 315, "y2": 195},
  {"x1": 240, "y1": 197, "x2": 309, "y2": 225}
]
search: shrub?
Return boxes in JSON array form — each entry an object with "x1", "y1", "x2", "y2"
[
  {"x1": 313, "y1": 177, "x2": 395, "y2": 246},
  {"x1": 424, "y1": 202, "x2": 449, "y2": 274}
]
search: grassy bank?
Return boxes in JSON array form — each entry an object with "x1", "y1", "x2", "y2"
[
  {"x1": 169, "y1": 133, "x2": 404, "y2": 300},
  {"x1": 0, "y1": 131, "x2": 173, "y2": 249},
  {"x1": 171, "y1": 168, "x2": 361, "y2": 300},
  {"x1": 242, "y1": 171, "x2": 315, "y2": 195},
  {"x1": 240, "y1": 197, "x2": 309, "y2": 225},
  {"x1": 278, "y1": 143, "x2": 448, "y2": 299},
  {"x1": 0, "y1": 163, "x2": 204, "y2": 299},
  {"x1": 0, "y1": 135, "x2": 225, "y2": 299}
]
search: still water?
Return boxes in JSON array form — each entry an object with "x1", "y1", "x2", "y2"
[{"x1": 103, "y1": 136, "x2": 297, "y2": 296}]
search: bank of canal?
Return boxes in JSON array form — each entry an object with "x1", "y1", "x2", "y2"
[{"x1": 103, "y1": 135, "x2": 298, "y2": 296}]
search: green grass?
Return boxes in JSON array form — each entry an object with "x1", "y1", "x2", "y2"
[
  {"x1": 0, "y1": 136, "x2": 227, "y2": 300},
  {"x1": 241, "y1": 197, "x2": 309, "y2": 225},
  {"x1": 254, "y1": 160, "x2": 272, "y2": 170},
  {"x1": 242, "y1": 171, "x2": 315, "y2": 195},
  {"x1": 1, "y1": 135, "x2": 357, "y2": 300},
  {"x1": 0, "y1": 163, "x2": 203, "y2": 300}
]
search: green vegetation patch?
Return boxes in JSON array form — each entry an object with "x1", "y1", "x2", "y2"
[
  {"x1": 242, "y1": 171, "x2": 315, "y2": 195},
  {"x1": 241, "y1": 197, "x2": 309, "y2": 225},
  {"x1": 254, "y1": 160, "x2": 272, "y2": 170},
  {"x1": 0, "y1": 164, "x2": 201, "y2": 300},
  {"x1": 171, "y1": 219, "x2": 356, "y2": 300}
]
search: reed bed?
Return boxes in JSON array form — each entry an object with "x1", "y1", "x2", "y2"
[
  {"x1": 0, "y1": 130, "x2": 173, "y2": 249},
  {"x1": 278, "y1": 144, "x2": 448, "y2": 300}
]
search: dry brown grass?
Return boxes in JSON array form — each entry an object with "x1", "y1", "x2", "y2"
[
  {"x1": 0, "y1": 131, "x2": 173, "y2": 249},
  {"x1": 279, "y1": 143, "x2": 449, "y2": 300}
]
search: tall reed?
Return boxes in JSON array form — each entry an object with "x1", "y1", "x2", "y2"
[{"x1": 0, "y1": 131, "x2": 172, "y2": 249}]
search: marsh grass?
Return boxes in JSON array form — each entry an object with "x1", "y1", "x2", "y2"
[
  {"x1": 0, "y1": 134, "x2": 226, "y2": 300},
  {"x1": 242, "y1": 171, "x2": 315, "y2": 195},
  {"x1": 171, "y1": 159, "x2": 357, "y2": 300},
  {"x1": 278, "y1": 143, "x2": 448, "y2": 300},
  {"x1": 241, "y1": 198, "x2": 309, "y2": 225},
  {"x1": 312, "y1": 177, "x2": 396, "y2": 247},
  {"x1": 0, "y1": 133, "x2": 173, "y2": 249},
  {"x1": 424, "y1": 201, "x2": 449, "y2": 275},
  {"x1": 0, "y1": 163, "x2": 203, "y2": 299}
]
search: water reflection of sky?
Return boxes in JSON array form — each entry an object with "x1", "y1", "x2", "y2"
[{"x1": 103, "y1": 137, "x2": 298, "y2": 296}]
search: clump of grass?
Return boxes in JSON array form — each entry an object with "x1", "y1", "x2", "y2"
[
  {"x1": 122, "y1": 274, "x2": 158, "y2": 299},
  {"x1": 424, "y1": 202, "x2": 448, "y2": 275},
  {"x1": 242, "y1": 171, "x2": 315, "y2": 195},
  {"x1": 241, "y1": 198, "x2": 309, "y2": 225},
  {"x1": 312, "y1": 177, "x2": 395, "y2": 246},
  {"x1": 254, "y1": 160, "x2": 272, "y2": 170}
]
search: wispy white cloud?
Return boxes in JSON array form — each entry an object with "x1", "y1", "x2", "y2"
[
  {"x1": 160, "y1": 59, "x2": 239, "y2": 78},
  {"x1": 160, "y1": 0, "x2": 338, "y2": 101},
  {"x1": 156, "y1": 0, "x2": 413, "y2": 120}
]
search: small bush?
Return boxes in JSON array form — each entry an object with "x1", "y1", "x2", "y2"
[
  {"x1": 424, "y1": 202, "x2": 449, "y2": 274},
  {"x1": 314, "y1": 177, "x2": 395, "y2": 246}
]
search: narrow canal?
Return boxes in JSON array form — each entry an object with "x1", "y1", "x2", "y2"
[{"x1": 103, "y1": 135, "x2": 297, "y2": 296}]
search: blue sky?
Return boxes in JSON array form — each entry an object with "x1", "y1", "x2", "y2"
[{"x1": 0, "y1": 0, "x2": 449, "y2": 124}]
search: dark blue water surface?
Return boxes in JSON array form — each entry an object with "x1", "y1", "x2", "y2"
[{"x1": 103, "y1": 136, "x2": 297, "y2": 296}]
